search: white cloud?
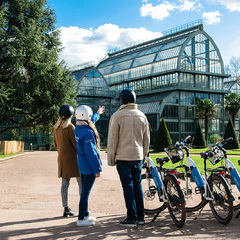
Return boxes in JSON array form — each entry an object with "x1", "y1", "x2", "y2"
[
  {"x1": 58, "y1": 24, "x2": 163, "y2": 67},
  {"x1": 140, "y1": 1, "x2": 202, "y2": 20},
  {"x1": 202, "y1": 11, "x2": 222, "y2": 25},
  {"x1": 140, "y1": 2, "x2": 177, "y2": 20},
  {"x1": 179, "y1": 0, "x2": 196, "y2": 11},
  {"x1": 217, "y1": 0, "x2": 240, "y2": 12}
]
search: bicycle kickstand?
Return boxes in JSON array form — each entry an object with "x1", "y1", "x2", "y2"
[
  {"x1": 236, "y1": 211, "x2": 240, "y2": 218},
  {"x1": 151, "y1": 205, "x2": 165, "y2": 222}
]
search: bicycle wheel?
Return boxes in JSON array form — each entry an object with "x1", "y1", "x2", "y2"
[
  {"x1": 176, "y1": 172, "x2": 206, "y2": 212},
  {"x1": 208, "y1": 174, "x2": 233, "y2": 224},
  {"x1": 225, "y1": 174, "x2": 240, "y2": 210},
  {"x1": 141, "y1": 173, "x2": 164, "y2": 214},
  {"x1": 164, "y1": 174, "x2": 186, "y2": 227}
]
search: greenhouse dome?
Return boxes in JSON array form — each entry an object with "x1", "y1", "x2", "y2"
[{"x1": 72, "y1": 21, "x2": 231, "y2": 143}]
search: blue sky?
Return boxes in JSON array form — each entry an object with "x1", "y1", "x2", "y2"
[{"x1": 47, "y1": 0, "x2": 240, "y2": 68}]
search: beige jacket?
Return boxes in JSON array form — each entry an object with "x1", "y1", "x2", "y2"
[{"x1": 107, "y1": 103, "x2": 150, "y2": 166}]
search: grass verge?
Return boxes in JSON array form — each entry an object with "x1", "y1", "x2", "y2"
[{"x1": 149, "y1": 154, "x2": 240, "y2": 174}]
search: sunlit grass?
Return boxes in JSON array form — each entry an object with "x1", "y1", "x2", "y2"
[
  {"x1": 150, "y1": 154, "x2": 240, "y2": 174},
  {"x1": 0, "y1": 152, "x2": 16, "y2": 159}
]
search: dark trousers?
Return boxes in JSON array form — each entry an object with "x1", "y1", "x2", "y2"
[
  {"x1": 78, "y1": 173, "x2": 96, "y2": 220},
  {"x1": 117, "y1": 160, "x2": 144, "y2": 221}
]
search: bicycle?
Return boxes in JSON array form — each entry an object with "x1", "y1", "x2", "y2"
[
  {"x1": 210, "y1": 138, "x2": 240, "y2": 214},
  {"x1": 170, "y1": 136, "x2": 234, "y2": 224},
  {"x1": 167, "y1": 136, "x2": 207, "y2": 212},
  {"x1": 141, "y1": 154, "x2": 186, "y2": 227}
]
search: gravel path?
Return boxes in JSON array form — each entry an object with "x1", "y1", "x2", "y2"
[{"x1": 0, "y1": 151, "x2": 239, "y2": 240}]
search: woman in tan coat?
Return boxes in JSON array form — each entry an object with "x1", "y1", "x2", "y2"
[
  {"x1": 54, "y1": 105, "x2": 105, "y2": 217},
  {"x1": 53, "y1": 105, "x2": 80, "y2": 217}
]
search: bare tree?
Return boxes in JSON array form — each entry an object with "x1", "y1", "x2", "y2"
[{"x1": 225, "y1": 56, "x2": 240, "y2": 80}]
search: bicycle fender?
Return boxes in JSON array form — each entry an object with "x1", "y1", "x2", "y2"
[{"x1": 167, "y1": 174, "x2": 185, "y2": 203}]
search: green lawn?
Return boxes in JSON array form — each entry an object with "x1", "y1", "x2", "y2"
[
  {"x1": 149, "y1": 154, "x2": 240, "y2": 174},
  {"x1": 0, "y1": 152, "x2": 16, "y2": 159},
  {"x1": 150, "y1": 148, "x2": 240, "y2": 155}
]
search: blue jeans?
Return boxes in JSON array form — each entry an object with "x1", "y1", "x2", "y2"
[
  {"x1": 78, "y1": 173, "x2": 96, "y2": 220},
  {"x1": 117, "y1": 160, "x2": 144, "y2": 221}
]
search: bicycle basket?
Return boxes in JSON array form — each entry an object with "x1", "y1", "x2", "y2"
[
  {"x1": 165, "y1": 147, "x2": 184, "y2": 164},
  {"x1": 207, "y1": 149, "x2": 224, "y2": 165}
]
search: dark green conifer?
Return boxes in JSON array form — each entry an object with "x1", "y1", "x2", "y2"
[
  {"x1": 0, "y1": 0, "x2": 77, "y2": 134},
  {"x1": 223, "y1": 119, "x2": 240, "y2": 149},
  {"x1": 192, "y1": 122, "x2": 206, "y2": 148},
  {"x1": 154, "y1": 118, "x2": 172, "y2": 152}
]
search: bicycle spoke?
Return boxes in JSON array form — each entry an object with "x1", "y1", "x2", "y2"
[
  {"x1": 208, "y1": 174, "x2": 233, "y2": 224},
  {"x1": 142, "y1": 173, "x2": 164, "y2": 214},
  {"x1": 165, "y1": 174, "x2": 186, "y2": 227}
]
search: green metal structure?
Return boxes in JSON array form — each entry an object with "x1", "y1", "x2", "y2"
[{"x1": 73, "y1": 21, "x2": 230, "y2": 144}]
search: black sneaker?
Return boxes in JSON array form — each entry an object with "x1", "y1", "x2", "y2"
[
  {"x1": 63, "y1": 208, "x2": 76, "y2": 217},
  {"x1": 119, "y1": 218, "x2": 137, "y2": 227},
  {"x1": 137, "y1": 219, "x2": 145, "y2": 225}
]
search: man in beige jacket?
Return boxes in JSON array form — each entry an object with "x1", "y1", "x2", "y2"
[{"x1": 107, "y1": 89, "x2": 150, "y2": 227}]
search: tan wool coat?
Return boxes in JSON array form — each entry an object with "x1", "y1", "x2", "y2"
[{"x1": 53, "y1": 123, "x2": 80, "y2": 178}]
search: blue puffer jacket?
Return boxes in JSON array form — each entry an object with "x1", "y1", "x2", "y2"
[{"x1": 75, "y1": 113, "x2": 102, "y2": 175}]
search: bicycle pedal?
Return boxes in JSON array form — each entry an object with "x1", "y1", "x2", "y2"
[
  {"x1": 149, "y1": 186, "x2": 157, "y2": 194},
  {"x1": 195, "y1": 187, "x2": 202, "y2": 194}
]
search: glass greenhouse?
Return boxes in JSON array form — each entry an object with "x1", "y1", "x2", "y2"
[{"x1": 74, "y1": 21, "x2": 230, "y2": 144}]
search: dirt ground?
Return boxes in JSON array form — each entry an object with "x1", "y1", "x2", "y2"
[{"x1": 0, "y1": 151, "x2": 239, "y2": 240}]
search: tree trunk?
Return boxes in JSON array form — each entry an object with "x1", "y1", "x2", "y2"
[
  {"x1": 205, "y1": 115, "x2": 208, "y2": 145},
  {"x1": 232, "y1": 114, "x2": 235, "y2": 127}
]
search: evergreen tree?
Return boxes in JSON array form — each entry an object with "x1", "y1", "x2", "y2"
[
  {"x1": 223, "y1": 119, "x2": 240, "y2": 149},
  {"x1": 154, "y1": 118, "x2": 172, "y2": 152},
  {"x1": 0, "y1": 0, "x2": 77, "y2": 134},
  {"x1": 192, "y1": 122, "x2": 206, "y2": 148}
]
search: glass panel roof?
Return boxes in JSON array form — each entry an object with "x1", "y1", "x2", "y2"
[
  {"x1": 138, "y1": 102, "x2": 160, "y2": 114},
  {"x1": 73, "y1": 67, "x2": 92, "y2": 83},
  {"x1": 136, "y1": 92, "x2": 170, "y2": 103},
  {"x1": 179, "y1": 33, "x2": 223, "y2": 74},
  {"x1": 131, "y1": 54, "x2": 155, "y2": 68},
  {"x1": 79, "y1": 69, "x2": 107, "y2": 88},
  {"x1": 72, "y1": 23, "x2": 226, "y2": 88},
  {"x1": 137, "y1": 92, "x2": 172, "y2": 113},
  {"x1": 73, "y1": 67, "x2": 114, "y2": 97},
  {"x1": 97, "y1": 37, "x2": 187, "y2": 72},
  {"x1": 97, "y1": 25, "x2": 223, "y2": 83}
]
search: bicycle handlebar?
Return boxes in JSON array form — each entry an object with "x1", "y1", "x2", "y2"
[
  {"x1": 200, "y1": 151, "x2": 214, "y2": 159},
  {"x1": 216, "y1": 137, "x2": 233, "y2": 147},
  {"x1": 212, "y1": 137, "x2": 233, "y2": 156}
]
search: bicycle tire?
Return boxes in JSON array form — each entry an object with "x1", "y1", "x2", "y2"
[
  {"x1": 175, "y1": 172, "x2": 206, "y2": 212},
  {"x1": 208, "y1": 174, "x2": 233, "y2": 224},
  {"x1": 225, "y1": 174, "x2": 240, "y2": 210},
  {"x1": 164, "y1": 174, "x2": 186, "y2": 227},
  {"x1": 141, "y1": 173, "x2": 165, "y2": 214}
]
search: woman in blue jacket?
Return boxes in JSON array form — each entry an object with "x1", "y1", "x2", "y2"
[{"x1": 75, "y1": 105, "x2": 102, "y2": 227}]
